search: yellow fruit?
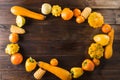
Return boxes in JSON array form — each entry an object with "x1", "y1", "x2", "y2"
[
  {"x1": 16, "y1": 15, "x2": 25, "y2": 27},
  {"x1": 93, "y1": 34, "x2": 110, "y2": 46},
  {"x1": 41, "y1": 3, "x2": 52, "y2": 15},
  {"x1": 88, "y1": 12, "x2": 104, "y2": 28}
]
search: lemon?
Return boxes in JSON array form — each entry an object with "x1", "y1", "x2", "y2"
[
  {"x1": 16, "y1": 15, "x2": 26, "y2": 27},
  {"x1": 41, "y1": 3, "x2": 52, "y2": 15}
]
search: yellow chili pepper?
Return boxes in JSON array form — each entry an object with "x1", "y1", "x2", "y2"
[{"x1": 25, "y1": 57, "x2": 37, "y2": 72}]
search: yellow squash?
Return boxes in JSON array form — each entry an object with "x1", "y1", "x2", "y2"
[
  {"x1": 104, "y1": 28, "x2": 114, "y2": 59},
  {"x1": 38, "y1": 61, "x2": 72, "y2": 80},
  {"x1": 11, "y1": 6, "x2": 46, "y2": 20}
]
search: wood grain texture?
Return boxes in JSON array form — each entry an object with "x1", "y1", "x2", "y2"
[{"x1": 0, "y1": 0, "x2": 120, "y2": 80}]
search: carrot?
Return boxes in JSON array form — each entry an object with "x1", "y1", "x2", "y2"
[
  {"x1": 38, "y1": 61, "x2": 72, "y2": 80},
  {"x1": 11, "y1": 6, "x2": 46, "y2": 20},
  {"x1": 104, "y1": 28, "x2": 114, "y2": 59}
]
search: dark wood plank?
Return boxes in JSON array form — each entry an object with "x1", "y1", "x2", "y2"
[
  {"x1": 0, "y1": 0, "x2": 120, "y2": 9},
  {"x1": 1, "y1": 71, "x2": 35, "y2": 80},
  {"x1": 115, "y1": 10, "x2": 120, "y2": 24},
  {"x1": 0, "y1": 72, "x2": 1, "y2": 80}
]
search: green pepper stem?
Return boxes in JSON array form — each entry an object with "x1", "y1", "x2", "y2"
[{"x1": 29, "y1": 57, "x2": 34, "y2": 63}]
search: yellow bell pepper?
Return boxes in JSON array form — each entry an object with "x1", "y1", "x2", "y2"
[
  {"x1": 70, "y1": 67, "x2": 84, "y2": 78},
  {"x1": 25, "y1": 57, "x2": 37, "y2": 72}
]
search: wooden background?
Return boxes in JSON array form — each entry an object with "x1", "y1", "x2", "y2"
[{"x1": 0, "y1": 0, "x2": 120, "y2": 80}]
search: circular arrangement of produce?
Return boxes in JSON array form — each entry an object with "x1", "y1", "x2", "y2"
[{"x1": 5, "y1": 3, "x2": 114, "y2": 80}]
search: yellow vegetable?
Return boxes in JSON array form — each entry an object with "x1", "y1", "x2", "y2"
[
  {"x1": 41, "y1": 3, "x2": 52, "y2": 15},
  {"x1": 70, "y1": 67, "x2": 84, "y2": 78},
  {"x1": 11, "y1": 6, "x2": 46, "y2": 20},
  {"x1": 81, "y1": 7, "x2": 92, "y2": 19},
  {"x1": 16, "y1": 15, "x2": 26, "y2": 27},
  {"x1": 88, "y1": 12, "x2": 104, "y2": 28},
  {"x1": 10, "y1": 25, "x2": 25, "y2": 34},
  {"x1": 51, "y1": 5, "x2": 62, "y2": 17},
  {"x1": 93, "y1": 34, "x2": 110, "y2": 46},
  {"x1": 34, "y1": 68, "x2": 46, "y2": 80},
  {"x1": 5, "y1": 43, "x2": 19, "y2": 55},
  {"x1": 38, "y1": 61, "x2": 72, "y2": 80},
  {"x1": 88, "y1": 43, "x2": 104, "y2": 59},
  {"x1": 104, "y1": 28, "x2": 114, "y2": 59},
  {"x1": 25, "y1": 57, "x2": 37, "y2": 72}
]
